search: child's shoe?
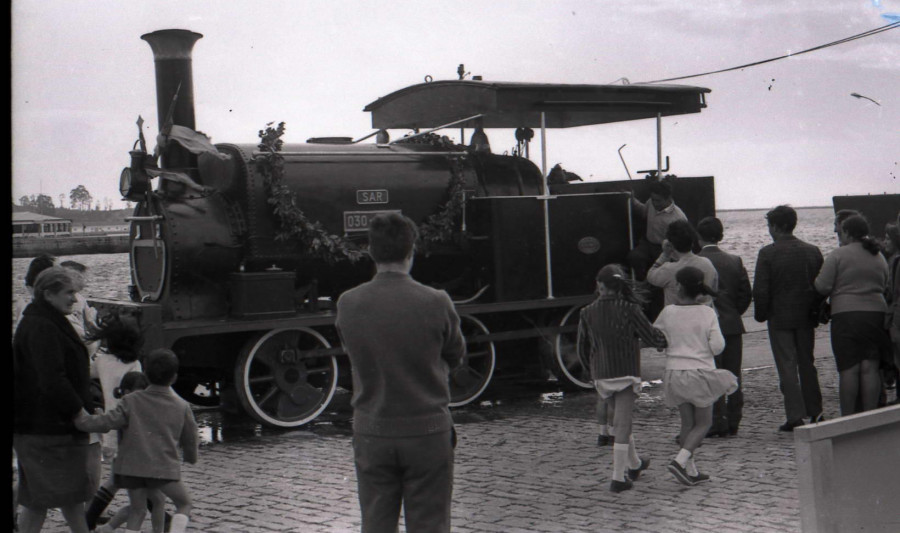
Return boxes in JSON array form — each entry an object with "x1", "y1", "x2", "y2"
[
  {"x1": 597, "y1": 434, "x2": 612, "y2": 446},
  {"x1": 626, "y1": 457, "x2": 650, "y2": 481},
  {"x1": 667, "y1": 460, "x2": 695, "y2": 486},
  {"x1": 609, "y1": 478, "x2": 633, "y2": 493},
  {"x1": 689, "y1": 472, "x2": 710, "y2": 484}
]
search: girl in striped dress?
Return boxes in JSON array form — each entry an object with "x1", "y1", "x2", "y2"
[{"x1": 577, "y1": 264, "x2": 668, "y2": 493}]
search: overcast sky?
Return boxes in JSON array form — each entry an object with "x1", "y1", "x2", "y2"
[{"x1": 11, "y1": 0, "x2": 900, "y2": 211}]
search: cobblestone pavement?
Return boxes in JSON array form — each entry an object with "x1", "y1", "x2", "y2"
[{"x1": 33, "y1": 328, "x2": 850, "y2": 532}]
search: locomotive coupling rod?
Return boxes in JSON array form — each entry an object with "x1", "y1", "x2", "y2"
[{"x1": 387, "y1": 114, "x2": 484, "y2": 145}]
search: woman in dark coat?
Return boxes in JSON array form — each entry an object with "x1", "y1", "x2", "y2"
[{"x1": 13, "y1": 266, "x2": 97, "y2": 533}]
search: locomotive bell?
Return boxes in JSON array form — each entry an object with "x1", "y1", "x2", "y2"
[{"x1": 470, "y1": 127, "x2": 491, "y2": 153}]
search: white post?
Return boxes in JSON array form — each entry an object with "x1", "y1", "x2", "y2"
[
  {"x1": 656, "y1": 113, "x2": 662, "y2": 176},
  {"x1": 540, "y1": 112, "x2": 554, "y2": 298}
]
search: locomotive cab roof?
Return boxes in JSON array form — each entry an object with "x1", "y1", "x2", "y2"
[{"x1": 364, "y1": 80, "x2": 710, "y2": 130}]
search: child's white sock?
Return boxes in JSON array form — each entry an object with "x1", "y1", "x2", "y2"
[
  {"x1": 687, "y1": 456, "x2": 699, "y2": 476},
  {"x1": 598, "y1": 424, "x2": 609, "y2": 436},
  {"x1": 169, "y1": 513, "x2": 190, "y2": 533},
  {"x1": 627, "y1": 435, "x2": 641, "y2": 469},
  {"x1": 612, "y1": 443, "x2": 630, "y2": 481},
  {"x1": 675, "y1": 448, "x2": 692, "y2": 468}
]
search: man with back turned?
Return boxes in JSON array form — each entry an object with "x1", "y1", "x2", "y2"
[
  {"x1": 697, "y1": 217, "x2": 752, "y2": 437},
  {"x1": 753, "y1": 205, "x2": 825, "y2": 431},
  {"x1": 336, "y1": 212, "x2": 466, "y2": 533}
]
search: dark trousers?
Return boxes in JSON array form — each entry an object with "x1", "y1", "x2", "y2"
[
  {"x1": 769, "y1": 327, "x2": 823, "y2": 423},
  {"x1": 353, "y1": 431, "x2": 454, "y2": 533},
  {"x1": 712, "y1": 334, "x2": 744, "y2": 432},
  {"x1": 627, "y1": 239, "x2": 662, "y2": 282}
]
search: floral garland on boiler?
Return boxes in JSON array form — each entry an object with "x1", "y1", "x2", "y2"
[
  {"x1": 255, "y1": 122, "x2": 363, "y2": 264},
  {"x1": 254, "y1": 124, "x2": 468, "y2": 264},
  {"x1": 395, "y1": 133, "x2": 470, "y2": 252}
]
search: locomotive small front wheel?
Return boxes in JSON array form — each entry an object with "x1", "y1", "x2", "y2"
[
  {"x1": 235, "y1": 328, "x2": 338, "y2": 428},
  {"x1": 551, "y1": 305, "x2": 593, "y2": 390},
  {"x1": 449, "y1": 315, "x2": 496, "y2": 407}
]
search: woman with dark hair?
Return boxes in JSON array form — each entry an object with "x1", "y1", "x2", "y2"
[
  {"x1": 815, "y1": 214, "x2": 891, "y2": 415},
  {"x1": 13, "y1": 254, "x2": 56, "y2": 329},
  {"x1": 13, "y1": 267, "x2": 96, "y2": 533}
]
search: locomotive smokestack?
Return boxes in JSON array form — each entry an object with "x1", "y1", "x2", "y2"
[{"x1": 141, "y1": 29, "x2": 203, "y2": 171}]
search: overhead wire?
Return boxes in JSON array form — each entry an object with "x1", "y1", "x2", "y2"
[{"x1": 638, "y1": 21, "x2": 899, "y2": 84}]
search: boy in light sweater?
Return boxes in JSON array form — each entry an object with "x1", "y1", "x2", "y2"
[{"x1": 75, "y1": 349, "x2": 198, "y2": 533}]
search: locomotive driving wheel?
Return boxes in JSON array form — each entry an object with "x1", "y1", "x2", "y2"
[
  {"x1": 551, "y1": 305, "x2": 593, "y2": 390},
  {"x1": 235, "y1": 328, "x2": 338, "y2": 428},
  {"x1": 449, "y1": 315, "x2": 496, "y2": 407}
]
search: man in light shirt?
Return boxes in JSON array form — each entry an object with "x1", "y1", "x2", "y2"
[{"x1": 628, "y1": 179, "x2": 688, "y2": 281}]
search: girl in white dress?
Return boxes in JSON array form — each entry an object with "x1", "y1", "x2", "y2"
[{"x1": 654, "y1": 266, "x2": 738, "y2": 486}]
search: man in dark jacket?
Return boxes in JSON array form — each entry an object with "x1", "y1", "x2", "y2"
[
  {"x1": 336, "y1": 213, "x2": 466, "y2": 533},
  {"x1": 698, "y1": 217, "x2": 752, "y2": 436},
  {"x1": 753, "y1": 206, "x2": 825, "y2": 431}
]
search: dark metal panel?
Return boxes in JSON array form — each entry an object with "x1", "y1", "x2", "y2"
[
  {"x1": 833, "y1": 194, "x2": 900, "y2": 237},
  {"x1": 548, "y1": 193, "x2": 632, "y2": 297},
  {"x1": 469, "y1": 197, "x2": 547, "y2": 301},
  {"x1": 550, "y1": 176, "x2": 717, "y2": 234}
]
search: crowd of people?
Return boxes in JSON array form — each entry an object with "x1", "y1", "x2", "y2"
[
  {"x1": 13, "y1": 256, "x2": 197, "y2": 533},
  {"x1": 12, "y1": 200, "x2": 900, "y2": 531},
  {"x1": 583, "y1": 199, "x2": 899, "y2": 496}
]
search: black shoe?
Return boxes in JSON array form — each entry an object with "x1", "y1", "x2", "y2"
[
  {"x1": 689, "y1": 472, "x2": 710, "y2": 484},
  {"x1": 675, "y1": 435, "x2": 681, "y2": 446},
  {"x1": 706, "y1": 428, "x2": 729, "y2": 438},
  {"x1": 610, "y1": 478, "x2": 633, "y2": 493},
  {"x1": 667, "y1": 460, "x2": 695, "y2": 486},
  {"x1": 778, "y1": 419, "x2": 805, "y2": 432},
  {"x1": 597, "y1": 434, "x2": 612, "y2": 446},
  {"x1": 627, "y1": 458, "x2": 650, "y2": 481},
  {"x1": 809, "y1": 414, "x2": 825, "y2": 424},
  {"x1": 728, "y1": 427, "x2": 739, "y2": 436}
]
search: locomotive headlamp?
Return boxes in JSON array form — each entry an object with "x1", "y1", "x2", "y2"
[
  {"x1": 120, "y1": 149, "x2": 152, "y2": 201},
  {"x1": 119, "y1": 166, "x2": 150, "y2": 201}
]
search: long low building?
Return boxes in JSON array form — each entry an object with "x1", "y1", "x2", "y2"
[{"x1": 12, "y1": 211, "x2": 73, "y2": 237}]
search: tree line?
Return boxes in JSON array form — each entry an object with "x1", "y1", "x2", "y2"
[{"x1": 16, "y1": 185, "x2": 129, "y2": 214}]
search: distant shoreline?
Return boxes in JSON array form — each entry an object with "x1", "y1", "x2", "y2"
[{"x1": 718, "y1": 205, "x2": 831, "y2": 213}]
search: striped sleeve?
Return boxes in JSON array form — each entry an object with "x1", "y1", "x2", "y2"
[
  {"x1": 627, "y1": 302, "x2": 667, "y2": 349},
  {"x1": 576, "y1": 310, "x2": 592, "y2": 371}
]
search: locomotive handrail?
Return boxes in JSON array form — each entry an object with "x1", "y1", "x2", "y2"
[
  {"x1": 387, "y1": 113, "x2": 484, "y2": 145},
  {"x1": 251, "y1": 150, "x2": 469, "y2": 157},
  {"x1": 125, "y1": 215, "x2": 164, "y2": 221},
  {"x1": 452, "y1": 285, "x2": 491, "y2": 305}
]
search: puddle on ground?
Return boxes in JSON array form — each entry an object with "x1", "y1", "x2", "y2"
[{"x1": 192, "y1": 378, "x2": 596, "y2": 446}]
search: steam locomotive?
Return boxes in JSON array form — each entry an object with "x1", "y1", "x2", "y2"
[{"x1": 91, "y1": 29, "x2": 716, "y2": 428}]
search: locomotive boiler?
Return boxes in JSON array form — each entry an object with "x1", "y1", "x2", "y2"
[{"x1": 92, "y1": 29, "x2": 716, "y2": 428}]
